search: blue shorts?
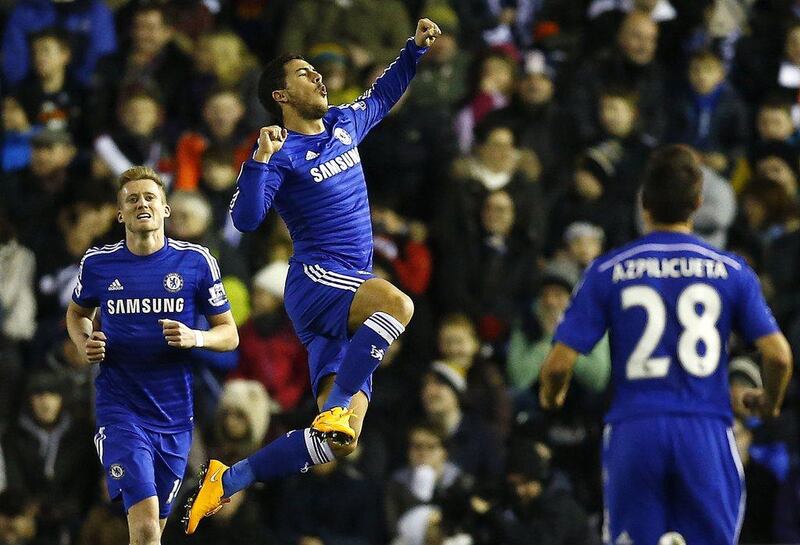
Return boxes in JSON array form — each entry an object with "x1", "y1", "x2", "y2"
[
  {"x1": 602, "y1": 415, "x2": 744, "y2": 545},
  {"x1": 93, "y1": 422, "x2": 191, "y2": 519},
  {"x1": 283, "y1": 261, "x2": 375, "y2": 399}
]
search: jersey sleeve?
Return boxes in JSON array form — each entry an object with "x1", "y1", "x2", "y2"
[
  {"x1": 72, "y1": 252, "x2": 100, "y2": 308},
  {"x1": 734, "y1": 262, "x2": 780, "y2": 343},
  {"x1": 196, "y1": 253, "x2": 231, "y2": 316},
  {"x1": 337, "y1": 38, "x2": 428, "y2": 143},
  {"x1": 553, "y1": 263, "x2": 610, "y2": 354},
  {"x1": 229, "y1": 155, "x2": 288, "y2": 232}
]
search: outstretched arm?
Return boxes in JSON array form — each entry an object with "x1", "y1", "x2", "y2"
[
  {"x1": 344, "y1": 19, "x2": 441, "y2": 140},
  {"x1": 230, "y1": 126, "x2": 288, "y2": 232}
]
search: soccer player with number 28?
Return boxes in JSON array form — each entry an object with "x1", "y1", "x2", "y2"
[
  {"x1": 66, "y1": 166, "x2": 239, "y2": 545},
  {"x1": 540, "y1": 145, "x2": 793, "y2": 545},
  {"x1": 183, "y1": 18, "x2": 441, "y2": 534}
]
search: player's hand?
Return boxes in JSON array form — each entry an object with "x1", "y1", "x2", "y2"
[
  {"x1": 415, "y1": 18, "x2": 442, "y2": 48},
  {"x1": 159, "y1": 319, "x2": 197, "y2": 349},
  {"x1": 254, "y1": 126, "x2": 288, "y2": 163},
  {"x1": 735, "y1": 387, "x2": 781, "y2": 419},
  {"x1": 83, "y1": 331, "x2": 106, "y2": 364}
]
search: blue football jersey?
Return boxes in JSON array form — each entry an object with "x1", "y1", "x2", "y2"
[
  {"x1": 230, "y1": 38, "x2": 428, "y2": 271},
  {"x1": 554, "y1": 231, "x2": 779, "y2": 423},
  {"x1": 72, "y1": 239, "x2": 231, "y2": 432}
]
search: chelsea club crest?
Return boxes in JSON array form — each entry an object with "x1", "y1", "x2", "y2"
[
  {"x1": 334, "y1": 127, "x2": 352, "y2": 145},
  {"x1": 163, "y1": 273, "x2": 183, "y2": 293}
]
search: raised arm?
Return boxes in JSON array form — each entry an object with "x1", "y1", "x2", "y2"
[
  {"x1": 343, "y1": 19, "x2": 441, "y2": 140},
  {"x1": 230, "y1": 126, "x2": 288, "y2": 232}
]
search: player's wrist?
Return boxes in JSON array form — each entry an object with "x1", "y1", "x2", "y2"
[{"x1": 193, "y1": 330, "x2": 205, "y2": 348}]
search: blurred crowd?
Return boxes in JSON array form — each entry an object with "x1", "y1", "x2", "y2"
[{"x1": 3, "y1": 0, "x2": 800, "y2": 543}]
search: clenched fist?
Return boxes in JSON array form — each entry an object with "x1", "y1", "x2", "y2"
[
  {"x1": 159, "y1": 319, "x2": 199, "y2": 349},
  {"x1": 83, "y1": 331, "x2": 106, "y2": 364},
  {"x1": 415, "y1": 18, "x2": 442, "y2": 48},
  {"x1": 253, "y1": 126, "x2": 288, "y2": 163}
]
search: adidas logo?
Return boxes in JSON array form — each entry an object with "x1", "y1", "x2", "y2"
[
  {"x1": 108, "y1": 279, "x2": 124, "y2": 291},
  {"x1": 305, "y1": 150, "x2": 319, "y2": 161}
]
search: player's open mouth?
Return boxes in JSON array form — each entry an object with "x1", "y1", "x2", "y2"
[{"x1": 137, "y1": 213, "x2": 152, "y2": 220}]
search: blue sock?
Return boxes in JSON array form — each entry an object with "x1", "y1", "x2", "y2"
[
  {"x1": 323, "y1": 311, "x2": 405, "y2": 411},
  {"x1": 221, "y1": 428, "x2": 333, "y2": 497}
]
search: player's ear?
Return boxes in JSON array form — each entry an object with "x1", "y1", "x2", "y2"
[
  {"x1": 117, "y1": 211, "x2": 123, "y2": 223},
  {"x1": 163, "y1": 204, "x2": 171, "y2": 218},
  {"x1": 272, "y1": 89, "x2": 287, "y2": 105}
]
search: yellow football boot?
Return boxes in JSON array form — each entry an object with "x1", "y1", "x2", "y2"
[
  {"x1": 182, "y1": 460, "x2": 230, "y2": 534},
  {"x1": 311, "y1": 407, "x2": 356, "y2": 445}
]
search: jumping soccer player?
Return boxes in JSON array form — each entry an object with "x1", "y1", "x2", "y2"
[
  {"x1": 66, "y1": 166, "x2": 238, "y2": 545},
  {"x1": 539, "y1": 145, "x2": 793, "y2": 545},
  {"x1": 183, "y1": 18, "x2": 441, "y2": 533}
]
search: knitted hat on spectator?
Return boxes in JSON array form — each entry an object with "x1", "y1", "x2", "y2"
[
  {"x1": 252, "y1": 260, "x2": 290, "y2": 299},
  {"x1": 217, "y1": 379, "x2": 271, "y2": 446},
  {"x1": 538, "y1": 260, "x2": 579, "y2": 294},
  {"x1": 729, "y1": 356, "x2": 762, "y2": 389},
  {"x1": 307, "y1": 43, "x2": 349, "y2": 67},
  {"x1": 578, "y1": 148, "x2": 616, "y2": 188},
  {"x1": 564, "y1": 221, "x2": 605, "y2": 244},
  {"x1": 430, "y1": 361, "x2": 467, "y2": 397}
]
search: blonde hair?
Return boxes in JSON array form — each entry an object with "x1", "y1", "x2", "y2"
[
  {"x1": 117, "y1": 166, "x2": 167, "y2": 200},
  {"x1": 199, "y1": 31, "x2": 257, "y2": 87}
]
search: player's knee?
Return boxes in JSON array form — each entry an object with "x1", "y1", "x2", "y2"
[
  {"x1": 385, "y1": 290, "x2": 414, "y2": 326},
  {"x1": 129, "y1": 520, "x2": 160, "y2": 545}
]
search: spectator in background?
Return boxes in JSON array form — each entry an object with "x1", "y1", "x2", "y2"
[
  {"x1": 420, "y1": 362, "x2": 505, "y2": 481},
  {"x1": 166, "y1": 191, "x2": 250, "y2": 322},
  {"x1": 280, "y1": 0, "x2": 411, "y2": 69},
  {"x1": 550, "y1": 221, "x2": 605, "y2": 281},
  {"x1": 189, "y1": 30, "x2": 266, "y2": 131},
  {"x1": 2, "y1": 128, "x2": 78, "y2": 248},
  {"x1": 277, "y1": 459, "x2": 383, "y2": 545},
  {"x1": 2, "y1": 96, "x2": 36, "y2": 172},
  {"x1": 443, "y1": 121, "x2": 545, "y2": 249},
  {"x1": 199, "y1": 148, "x2": 243, "y2": 241},
  {"x1": 568, "y1": 11, "x2": 666, "y2": 144},
  {"x1": 174, "y1": 88, "x2": 256, "y2": 191},
  {"x1": 230, "y1": 261, "x2": 309, "y2": 413},
  {"x1": 1, "y1": 0, "x2": 116, "y2": 87},
  {"x1": 76, "y1": 480, "x2": 129, "y2": 545},
  {"x1": 433, "y1": 314, "x2": 511, "y2": 439},
  {"x1": 385, "y1": 423, "x2": 474, "y2": 539},
  {"x1": 668, "y1": 49, "x2": 749, "y2": 176},
  {"x1": 40, "y1": 331, "x2": 93, "y2": 422},
  {"x1": 360, "y1": 63, "x2": 459, "y2": 221},
  {"x1": 90, "y1": 2, "x2": 191, "y2": 137},
  {"x1": 93, "y1": 88, "x2": 173, "y2": 184},
  {"x1": 404, "y1": 4, "x2": 469, "y2": 117},
  {"x1": 210, "y1": 380, "x2": 271, "y2": 465},
  {"x1": 483, "y1": 50, "x2": 573, "y2": 195},
  {"x1": 454, "y1": 48, "x2": 518, "y2": 153},
  {"x1": 693, "y1": 165, "x2": 738, "y2": 249},
  {"x1": 0, "y1": 213, "x2": 36, "y2": 429},
  {"x1": 438, "y1": 190, "x2": 539, "y2": 345},
  {"x1": 506, "y1": 262, "x2": 610, "y2": 394},
  {"x1": 306, "y1": 43, "x2": 360, "y2": 106},
  {"x1": 11, "y1": 29, "x2": 88, "y2": 145},
  {"x1": 470, "y1": 439, "x2": 599, "y2": 545},
  {"x1": 2, "y1": 371, "x2": 97, "y2": 545},
  {"x1": 371, "y1": 206, "x2": 433, "y2": 297}
]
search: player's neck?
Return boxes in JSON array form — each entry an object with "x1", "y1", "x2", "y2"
[
  {"x1": 647, "y1": 222, "x2": 693, "y2": 235},
  {"x1": 283, "y1": 111, "x2": 325, "y2": 135},
  {"x1": 126, "y1": 230, "x2": 166, "y2": 256}
]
